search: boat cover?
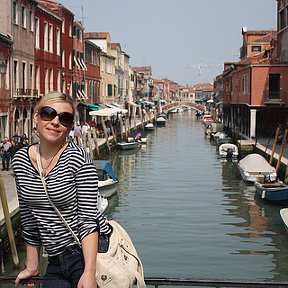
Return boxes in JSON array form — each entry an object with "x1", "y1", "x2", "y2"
[
  {"x1": 93, "y1": 160, "x2": 118, "y2": 181},
  {"x1": 238, "y1": 153, "x2": 275, "y2": 173}
]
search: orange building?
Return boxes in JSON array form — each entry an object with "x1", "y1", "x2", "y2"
[{"x1": 222, "y1": 27, "x2": 288, "y2": 139}]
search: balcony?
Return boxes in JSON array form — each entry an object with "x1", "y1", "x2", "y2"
[{"x1": 14, "y1": 88, "x2": 41, "y2": 99}]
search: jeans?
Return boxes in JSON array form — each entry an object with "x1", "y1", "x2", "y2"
[
  {"x1": 2, "y1": 151, "x2": 10, "y2": 170},
  {"x1": 43, "y1": 245, "x2": 84, "y2": 288}
]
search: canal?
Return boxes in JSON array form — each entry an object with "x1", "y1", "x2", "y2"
[
  {"x1": 106, "y1": 110, "x2": 288, "y2": 281},
  {"x1": 2, "y1": 109, "x2": 288, "y2": 286}
]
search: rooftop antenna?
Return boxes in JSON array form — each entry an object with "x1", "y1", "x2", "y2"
[{"x1": 81, "y1": 5, "x2": 84, "y2": 25}]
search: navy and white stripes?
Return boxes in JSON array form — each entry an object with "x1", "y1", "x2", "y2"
[{"x1": 12, "y1": 142, "x2": 111, "y2": 257}]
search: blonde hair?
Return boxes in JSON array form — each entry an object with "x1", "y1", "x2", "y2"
[{"x1": 34, "y1": 92, "x2": 76, "y2": 117}]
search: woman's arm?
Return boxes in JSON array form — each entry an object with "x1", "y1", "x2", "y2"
[
  {"x1": 15, "y1": 243, "x2": 40, "y2": 286},
  {"x1": 77, "y1": 232, "x2": 99, "y2": 288}
]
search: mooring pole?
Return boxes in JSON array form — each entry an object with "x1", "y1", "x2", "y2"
[{"x1": 0, "y1": 174, "x2": 19, "y2": 267}]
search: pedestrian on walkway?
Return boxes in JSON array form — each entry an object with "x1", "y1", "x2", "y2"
[
  {"x1": 31, "y1": 127, "x2": 40, "y2": 144},
  {"x1": 1, "y1": 137, "x2": 11, "y2": 171},
  {"x1": 12, "y1": 91, "x2": 111, "y2": 288}
]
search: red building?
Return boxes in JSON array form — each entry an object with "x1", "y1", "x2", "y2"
[
  {"x1": 35, "y1": 1, "x2": 62, "y2": 96},
  {"x1": 38, "y1": 0, "x2": 74, "y2": 96},
  {"x1": 84, "y1": 40, "x2": 101, "y2": 104},
  {"x1": 0, "y1": 33, "x2": 13, "y2": 139},
  {"x1": 222, "y1": 27, "x2": 288, "y2": 139}
]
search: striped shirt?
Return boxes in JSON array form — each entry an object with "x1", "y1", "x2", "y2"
[{"x1": 12, "y1": 141, "x2": 111, "y2": 257}]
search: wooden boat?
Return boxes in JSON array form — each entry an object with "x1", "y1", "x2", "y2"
[
  {"x1": 280, "y1": 208, "x2": 288, "y2": 229},
  {"x1": 255, "y1": 181, "x2": 288, "y2": 202},
  {"x1": 117, "y1": 141, "x2": 141, "y2": 150},
  {"x1": 93, "y1": 160, "x2": 119, "y2": 198},
  {"x1": 218, "y1": 143, "x2": 238, "y2": 160},
  {"x1": 238, "y1": 153, "x2": 277, "y2": 183}
]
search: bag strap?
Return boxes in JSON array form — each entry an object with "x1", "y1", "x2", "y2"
[{"x1": 36, "y1": 144, "x2": 82, "y2": 247}]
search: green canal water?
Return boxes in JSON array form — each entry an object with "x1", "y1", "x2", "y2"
[{"x1": 2, "y1": 110, "x2": 288, "y2": 286}]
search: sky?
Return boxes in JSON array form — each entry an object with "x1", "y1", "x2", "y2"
[{"x1": 57, "y1": 0, "x2": 277, "y2": 86}]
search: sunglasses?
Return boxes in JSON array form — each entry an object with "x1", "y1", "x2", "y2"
[{"x1": 39, "y1": 106, "x2": 74, "y2": 127}]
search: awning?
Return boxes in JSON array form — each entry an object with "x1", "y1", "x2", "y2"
[
  {"x1": 89, "y1": 108, "x2": 120, "y2": 117},
  {"x1": 127, "y1": 101, "x2": 139, "y2": 107},
  {"x1": 78, "y1": 102, "x2": 103, "y2": 111}
]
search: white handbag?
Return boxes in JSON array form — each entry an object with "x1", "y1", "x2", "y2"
[
  {"x1": 96, "y1": 220, "x2": 146, "y2": 288},
  {"x1": 36, "y1": 147, "x2": 146, "y2": 288}
]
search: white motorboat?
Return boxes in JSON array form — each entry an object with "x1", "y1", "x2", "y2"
[
  {"x1": 117, "y1": 141, "x2": 141, "y2": 150},
  {"x1": 218, "y1": 143, "x2": 239, "y2": 160},
  {"x1": 156, "y1": 116, "x2": 166, "y2": 127},
  {"x1": 238, "y1": 153, "x2": 277, "y2": 183},
  {"x1": 93, "y1": 160, "x2": 119, "y2": 198},
  {"x1": 145, "y1": 123, "x2": 155, "y2": 131},
  {"x1": 128, "y1": 131, "x2": 148, "y2": 144},
  {"x1": 280, "y1": 208, "x2": 288, "y2": 229},
  {"x1": 170, "y1": 107, "x2": 183, "y2": 113},
  {"x1": 98, "y1": 194, "x2": 108, "y2": 213}
]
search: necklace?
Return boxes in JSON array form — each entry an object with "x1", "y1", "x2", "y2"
[{"x1": 39, "y1": 143, "x2": 66, "y2": 176}]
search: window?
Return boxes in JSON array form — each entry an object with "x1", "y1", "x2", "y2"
[
  {"x1": 56, "y1": 28, "x2": 60, "y2": 55},
  {"x1": 251, "y1": 46, "x2": 261, "y2": 52},
  {"x1": 269, "y1": 74, "x2": 280, "y2": 99},
  {"x1": 108, "y1": 84, "x2": 113, "y2": 96},
  {"x1": 35, "y1": 18, "x2": 40, "y2": 48},
  {"x1": 49, "y1": 69, "x2": 53, "y2": 91},
  {"x1": 13, "y1": 1, "x2": 18, "y2": 24},
  {"x1": 69, "y1": 53, "x2": 72, "y2": 69},
  {"x1": 57, "y1": 69, "x2": 61, "y2": 91},
  {"x1": 44, "y1": 22, "x2": 48, "y2": 51},
  {"x1": 62, "y1": 19, "x2": 65, "y2": 33},
  {"x1": 62, "y1": 51, "x2": 65, "y2": 67},
  {"x1": 22, "y1": 62, "x2": 27, "y2": 90},
  {"x1": 21, "y1": 6, "x2": 26, "y2": 28},
  {"x1": 49, "y1": 24, "x2": 53, "y2": 53},
  {"x1": 29, "y1": 64, "x2": 34, "y2": 90},
  {"x1": 45, "y1": 68, "x2": 49, "y2": 94},
  {"x1": 35, "y1": 66, "x2": 40, "y2": 92},
  {"x1": 69, "y1": 23, "x2": 72, "y2": 37},
  {"x1": 29, "y1": 10, "x2": 33, "y2": 31},
  {"x1": 279, "y1": 8, "x2": 285, "y2": 30},
  {"x1": 14, "y1": 60, "x2": 19, "y2": 91}
]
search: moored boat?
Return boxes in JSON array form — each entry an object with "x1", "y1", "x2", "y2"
[
  {"x1": 238, "y1": 153, "x2": 277, "y2": 183},
  {"x1": 117, "y1": 141, "x2": 141, "y2": 150},
  {"x1": 93, "y1": 160, "x2": 119, "y2": 198},
  {"x1": 156, "y1": 116, "x2": 166, "y2": 127},
  {"x1": 145, "y1": 123, "x2": 155, "y2": 131},
  {"x1": 98, "y1": 194, "x2": 109, "y2": 213},
  {"x1": 218, "y1": 143, "x2": 239, "y2": 160},
  {"x1": 280, "y1": 208, "x2": 288, "y2": 229},
  {"x1": 255, "y1": 181, "x2": 288, "y2": 203}
]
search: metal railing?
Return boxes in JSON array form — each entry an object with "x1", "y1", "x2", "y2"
[{"x1": 0, "y1": 276, "x2": 288, "y2": 287}]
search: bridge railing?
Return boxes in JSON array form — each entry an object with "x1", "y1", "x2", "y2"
[{"x1": 161, "y1": 101, "x2": 205, "y2": 112}]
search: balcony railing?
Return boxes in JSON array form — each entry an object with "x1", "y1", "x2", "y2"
[{"x1": 15, "y1": 88, "x2": 41, "y2": 98}]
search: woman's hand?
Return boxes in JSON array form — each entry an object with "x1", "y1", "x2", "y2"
[
  {"x1": 77, "y1": 271, "x2": 97, "y2": 288},
  {"x1": 15, "y1": 267, "x2": 39, "y2": 286}
]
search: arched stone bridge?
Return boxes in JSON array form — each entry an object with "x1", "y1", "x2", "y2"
[{"x1": 161, "y1": 101, "x2": 205, "y2": 113}]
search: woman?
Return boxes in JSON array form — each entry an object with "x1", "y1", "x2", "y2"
[{"x1": 12, "y1": 92, "x2": 111, "y2": 287}]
